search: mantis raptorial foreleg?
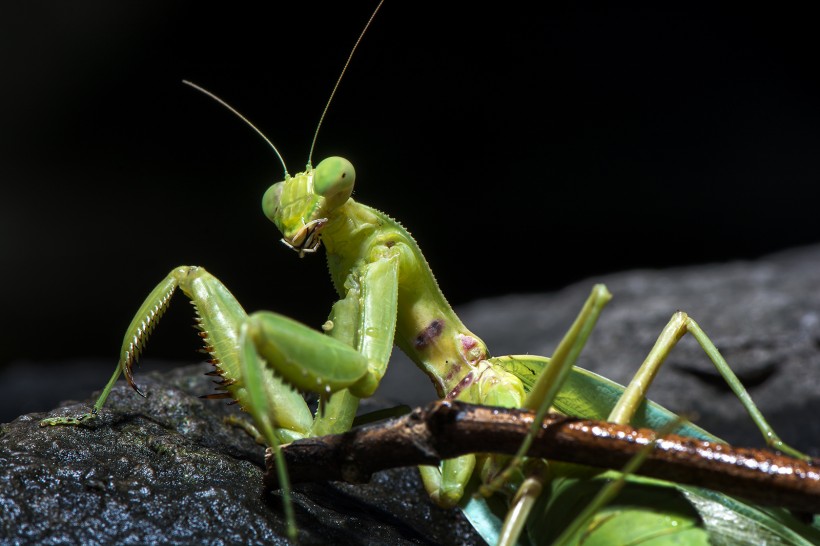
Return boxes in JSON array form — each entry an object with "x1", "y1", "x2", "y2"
[
  {"x1": 40, "y1": 258, "x2": 398, "y2": 541},
  {"x1": 40, "y1": 258, "x2": 403, "y2": 443}
]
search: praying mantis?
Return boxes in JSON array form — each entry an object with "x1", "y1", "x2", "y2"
[{"x1": 37, "y1": 2, "x2": 820, "y2": 545}]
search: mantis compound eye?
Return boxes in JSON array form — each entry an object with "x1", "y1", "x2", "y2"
[
  {"x1": 261, "y1": 181, "x2": 284, "y2": 224},
  {"x1": 314, "y1": 156, "x2": 355, "y2": 209}
]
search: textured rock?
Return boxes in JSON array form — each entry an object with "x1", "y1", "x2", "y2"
[{"x1": 0, "y1": 367, "x2": 480, "y2": 545}]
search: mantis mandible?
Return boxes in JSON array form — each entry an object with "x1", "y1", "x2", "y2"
[{"x1": 39, "y1": 2, "x2": 818, "y2": 544}]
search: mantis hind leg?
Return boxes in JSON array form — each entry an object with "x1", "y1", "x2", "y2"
[
  {"x1": 493, "y1": 296, "x2": 809, "y2": 546},
  {"x1": 607, "y1": 310, "x2": 806, "y2": 459}
]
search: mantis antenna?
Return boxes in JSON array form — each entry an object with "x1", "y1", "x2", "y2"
[
  {"x1": 182, "y1": 0, "x2": 385, "y2": 178},
  {"x1": 181, "y1": 79, "x2": 290, "y2": 179},
  {"x1": 307, "y1": 0, "x2": 386, "y2": 167}
]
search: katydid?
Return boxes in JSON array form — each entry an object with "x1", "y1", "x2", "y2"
[{"x1": 38, "y1": 1, "x2": 819, "y2": 545}]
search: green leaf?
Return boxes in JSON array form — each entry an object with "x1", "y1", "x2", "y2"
[
  {"x1": 529, "y1": 472, "x2": 710, "y2": 546},
  {"x1": 462, "y1": 364, "x2": 820, "y2": 546}
]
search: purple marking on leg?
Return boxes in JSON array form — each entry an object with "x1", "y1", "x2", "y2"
[
  {"x1": 447, "y1": 370, "x2": 474, "y2": 400},
  {"x1": 414, "y1": 319, "x2": 444, "y2": 350},
  {"x1": 444, "y1": 363, "x2": 463, "y2": 383}
]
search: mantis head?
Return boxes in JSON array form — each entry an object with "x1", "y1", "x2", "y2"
[{"x1": 262, "y1": 156, "x2": 355, "y2": 257}]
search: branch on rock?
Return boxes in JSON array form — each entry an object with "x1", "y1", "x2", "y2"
[{"x1": 266, "y1": 400, "x2": 820, "y2": 513}]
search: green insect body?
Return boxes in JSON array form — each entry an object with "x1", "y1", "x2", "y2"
[
  {"x1": 39, "y1": 3, "x2": 820, "y2": 545},
  {"x1": 42, "y1": 155, "x2": 818, "y2": 545},
  {"x1": 294, "y1": 160, "x2": 531, "y2": 506},
  {"x1": 266, "y1": 157, "x2": 531, "y2": 507},
  {"x1": 41, "y1": 154, "x2": 529, "y2": 512}
]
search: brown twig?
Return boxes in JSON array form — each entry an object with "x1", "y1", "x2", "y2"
[{"x1": 266, "y1": 400, "x2": 820, "y2": 513}]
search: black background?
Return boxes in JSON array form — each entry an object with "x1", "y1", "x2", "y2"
[{"x1": 2, "y1": 2, "x2": 818, "y2": 374}]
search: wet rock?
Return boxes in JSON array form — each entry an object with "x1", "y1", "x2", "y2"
[{"x1": 0, "y1": 366, "x2": 481, "y2": 545}]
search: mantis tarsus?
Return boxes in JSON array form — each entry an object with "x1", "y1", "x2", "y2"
[{"x1": 39, "y1": 2, "x2": 820, "y2": 545}]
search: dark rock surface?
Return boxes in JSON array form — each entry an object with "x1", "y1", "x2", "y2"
[
  {"x1": 0, "y1": 367, "x2": 480, "y2": 545},
  {"x1": 3, "y1": 244, "x2": 820, "y2": 545}
]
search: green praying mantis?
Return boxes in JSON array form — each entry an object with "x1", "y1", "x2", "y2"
[{"x1": 39, "y1": 2, "x2": 820, "y2": 545}]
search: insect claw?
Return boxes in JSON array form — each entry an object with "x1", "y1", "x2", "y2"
[
  {"x1": 200, "y1": 392, "x2": 233, "y2": 400},
  {"x1": 120, "y1": 356, "x2": 147, "y2": 398},
  {"x1": 125, "y1": 374, "x2": 147, "y2": 398},
  {"x1": 125, "y1": 373, "x2": 146, "y2": 397}
]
